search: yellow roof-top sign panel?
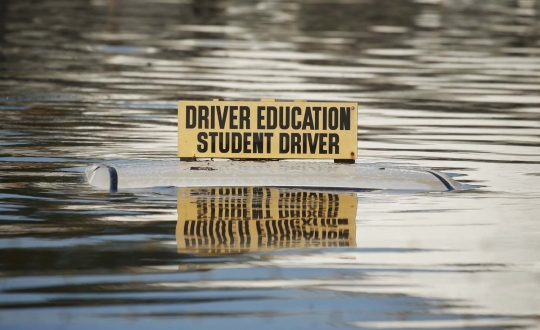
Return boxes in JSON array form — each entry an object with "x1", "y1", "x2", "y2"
[{"x1": 178, "y1": 100, "x2": 358, "y2": 160}]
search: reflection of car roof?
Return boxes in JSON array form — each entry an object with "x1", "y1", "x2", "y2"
[{"x1": 85, "y1": 159, "x2": 462, "y2": 192}]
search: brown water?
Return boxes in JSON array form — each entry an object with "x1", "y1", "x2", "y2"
[{"x1": 1, "y1": 0, "x2": 540, "y2": 329}]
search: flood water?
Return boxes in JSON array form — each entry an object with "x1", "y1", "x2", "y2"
[{"x1": 1, "y1": 0, "x2": 540, "y2": 328}]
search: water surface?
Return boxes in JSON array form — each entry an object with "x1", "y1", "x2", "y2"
[{"x1": 1, "y1": 0, "x2": 540, "y2": 329}]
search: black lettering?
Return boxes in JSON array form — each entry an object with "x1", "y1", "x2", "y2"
[
  {"x1": 240, "y1": 106, "x2": 250, "y2": 129},
  {"x1": 329, "y1": 133, "x2": 339, "y2": 154},
  {"x1": 264, "y1": 132, "x2": 273, "y2": 153},
  {"x1": 291, "y1": 133, "x2": 301, "y2": 154},
  {"x1": 319, "y1": 133, "x2": 328, "y2": 154},
  {"x1": 340, "y1": 107, "x2": 351, "y2": 130},
  {"x1": 329, "y1": 107, "x2": 338, "y2": 130},
  {"x1": 291, "y1": 106, "x2": 301, "y2": 129},
  {"x1": 322, "y1": 107, "x2": 328, "y2": 130},
  {"x1": 267, "y1": 106, "x2": 277, "y2": 129},
  {"x1": 217, "y1": 106, "x2": 228, "y2": 129},
  {"x1": 307, "y1": 133, "x2": 318, "y2": 153},
  {"x1": 253, "y1": 133, "x2": 263, "y2": 153},
  {"x1": 209, "y1": 132, "x2": 218, "y2": 153},
  {"x1": 197, "y1": 132, "x2": 208, "y2": 152},
  {"x1": 243, "y1": 133, "x2": 251, "y2": 153},
  {"x1": 186, "y1": 105, "x2": 196, "y2": 128},
  {"x1": 279, "y1": 106, "x2": 290, "y2": 129},
  {"x1": 302, "y1": 107, "x2": 314, "y2": 129},
  {"x1": 257, "y1": 106, "x2": 265, "y2": 129},
  {"x1": 230, "y1": 106, "x2": 238, "y2": 129},
  {"x1": 218, "y1": 132, "x2": 229, "y2": 153},
  {"x1": 279, "y1": 133, "x2": 289, "y2": 153},
  {"x1": 198, "y1": 105, "x2": 209, "y2": 129},
  {"x1": 232, "y1": 132, "x2": 242, "y2": 153},
  {"x1": 312, "y1": 107, "x2": 321, "y2": 129},
  {"x1": 210, "y1": 106, "x2": 216, "y2": 129}
]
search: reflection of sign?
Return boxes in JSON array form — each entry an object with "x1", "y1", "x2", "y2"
[
  {"x1": 176, "y1": 187, "x2": 357, "y2": 255},
  {"x1": 178, "y1": 100, "x2": 357, "y2": 160}
]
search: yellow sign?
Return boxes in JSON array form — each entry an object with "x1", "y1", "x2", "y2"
[
  {"x1": 178, "y1": 99, "x2": 358, "y2": 160},
  {"x1": 176, "y1": 187, "x2": 357, "y2": 255}
]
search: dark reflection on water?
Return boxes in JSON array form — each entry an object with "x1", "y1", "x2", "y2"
[
  {"x1": 176, "y1": 187, "x2": 357, "y2": 255},
  {"x1": 1, "y1": 0, "x2": 540, "y2": 329}
]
